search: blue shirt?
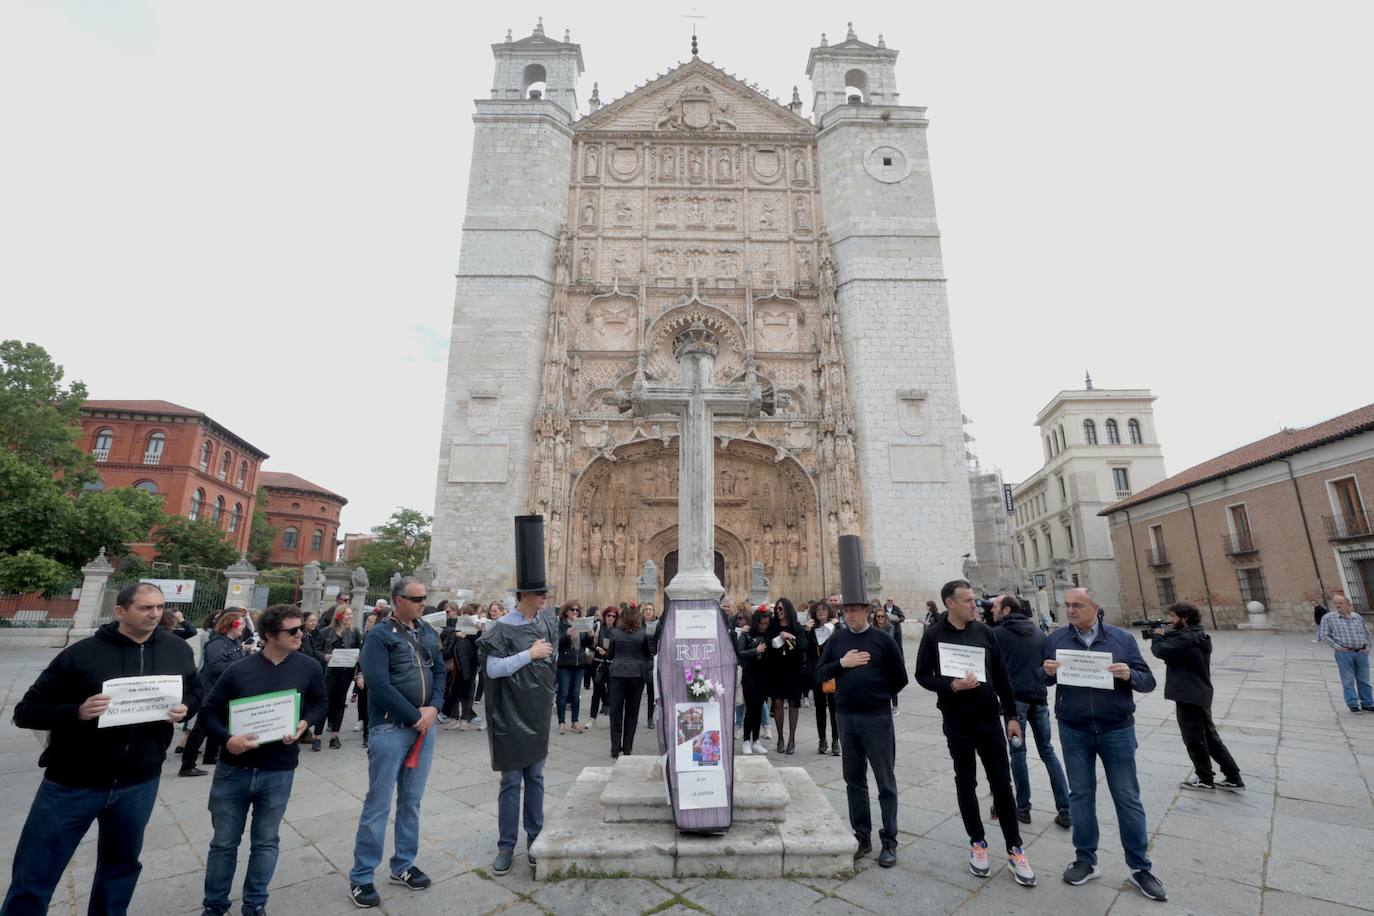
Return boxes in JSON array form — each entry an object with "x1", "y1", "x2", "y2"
[
  {"x1": 486, "y1": 610, "x2": 538, "y2": 678},
  {"x1": 1073, "y1": 622, "x2": 1100, "y2": 648}
]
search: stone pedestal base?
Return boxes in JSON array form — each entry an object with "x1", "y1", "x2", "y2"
[
  {"x1": 1238, "y1": 611, "x2": 1279, "y2": 630},
  {"x1": 530, "y1": 755, "x2": 855, "y2": 879}
]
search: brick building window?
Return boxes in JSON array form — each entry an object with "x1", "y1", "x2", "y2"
[
  {"x1": 237, "y1": 460, "x2": 248, "y2": 487},
  {"x1": 189, "y1": 488, "x2": 204, "y2": 521},
  {"x1": 134, "y1": 479, "x2": 158, "y2": 494},
  {"x1": 311, "y1": 529, "x2": 324, "y2": 551},
  {"x1": 199, "y1": 441, "x2": 212, "y2": 471},
  {"x1": 144, "y1": 432, "x2": 165, "y2": 465},
  {"x1": 228, "y1": 503, "x2": 242, "y2": 534},
  {"x1": 1336, "y1": 549, "x2": 1374, "y2": 612},
  {"x1": 212, "y1": 496, "x2": 224, "y2": 526},
  {"x1": 1083, "y1": 420, "x2": 1098, "y2": 445},
  {"x1": 1128, "y1": 418, "x2": 1142, "y2": 444},
  {"x1": 1237, "y1": 567, "x2": 1268, "y2": 608},
  {"x1": 93, "y1": 428, "x2": 113, "y2": 461},
  {"x1": 1156, "y1": 577, "x2": 1177, "y2": 608},
  {"x1": 283, "y1": 527, "x2": 299, "y2": 550},
  {"x1": 218, "y1": 451, "x2": 231, "y2": 480},
  {"x1": 1105, "y1": 418, "x2": 1120, "y2": 445}
]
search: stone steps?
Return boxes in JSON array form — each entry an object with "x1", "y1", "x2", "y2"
[{"x1": 601, "y1": 753, "x2": 789, "y2": 823}]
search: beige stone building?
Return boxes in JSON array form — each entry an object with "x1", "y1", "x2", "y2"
[
  {"x1": 1103, "y1": 402, "x2": 1374, "y2": 629},
  {"x1": 1011, "y1": 384, "x2": 1168, "y2": 622},
  {"x1": 430, "y1": 23, "x2": 974, "y2": 606}
]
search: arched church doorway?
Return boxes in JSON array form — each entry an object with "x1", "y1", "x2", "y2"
[{"x1": 662, "y1": 550, "x2": 726, "y2": 606}]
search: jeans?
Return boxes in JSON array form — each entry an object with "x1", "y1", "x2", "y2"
[
  {"x1": 1009, "y1": 700, "x2": 1071, "y2": 813},
  {"x1": 1058, "y1": 722, "x2": 1151, "y2": 871},
  {"x1": 1335, "y1": 650, "x2": 1374, "y2": 708},
  {"x1": 349, "y1": 722, "x2": 435, "y2": 885},
  {"x1": 203, "y1": 764, "x2": 294, "y2": 912},
  {"x1": 498, "y1": 759, "x2": 546, "y2": 852},
  {"x1": 556, "y1": 667, "x2": 582, "y2": 724},
  {"x1": 2, "y1": 775, "x2": 159, "y2": 916},
  {"x1": 942, "y1": 716, "x2": 1021, "y2": 851},
  {"x1": 1175, "y1": 702, "x2": 1240, "y2": 783},
  {"x1": 837, "y1": 710, "x2": 899, "y2": 849},
  {"x1": 608, "y1": 675, "x2": 644, "y2": 756}
]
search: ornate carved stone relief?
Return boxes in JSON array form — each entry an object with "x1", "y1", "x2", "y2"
[{"x1": 655, "y1": 83, "x2": 738, "y2": 132}]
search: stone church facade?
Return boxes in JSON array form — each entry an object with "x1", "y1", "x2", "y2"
[{"x1": 432, "y1": 23, "x2": 973, "y2": 607}]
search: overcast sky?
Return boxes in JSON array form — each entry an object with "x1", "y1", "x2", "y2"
[{"x1": 4, "y1": 1, "x2": 1372, "y2": 536}]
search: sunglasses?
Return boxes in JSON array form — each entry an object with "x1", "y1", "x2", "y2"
[
  {"x1": 279, "y1": 625, "x2": 304, "y2": 637},
  {"x1": 398, "y1": 594, "x2": 428, "y2": 604}
]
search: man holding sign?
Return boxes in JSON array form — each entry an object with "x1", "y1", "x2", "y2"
[
  {"x1": 915, "y1": 580, "x2": 1034, "y2": 887},
  {"x1": 1041, "y1": 588, "x2": 1165, "y2": 903},
  {"x1": 194, "y1": 605, "x2": 326, "y2": 916},
  {"x1": 5, "y1": 582, "x2": 200, "y2": 916}
]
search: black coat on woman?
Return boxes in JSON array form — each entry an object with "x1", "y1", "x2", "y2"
[
  {"x1": 737, "y1": 629, "x2": 769, "y2": 689},
  {"x1": 764, "y1": 598, "x2": 809, "y2": 705}
]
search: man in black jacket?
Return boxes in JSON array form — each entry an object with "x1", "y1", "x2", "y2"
[
  {"x1": 1150, "y1": 603, "x2": 1243, "y2": 791},
  {"x1": 916, "y1": 581, "x2": 1034, "y2": 887},
  {"x1": 4, "y1": 582, "x2": 201, "y2": 915},
  {"x1": 814, "y1": 536, "x2": 908, "y2": 869},
  {"x1": 197, "y1": 604, "x2": 328, "y2": 916},
  {"x1": 991, "y1": 595, "x2": 1072, "y2": 828}
]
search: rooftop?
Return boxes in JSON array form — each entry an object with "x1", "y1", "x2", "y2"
[
  {"x1": 81, "y1": 400, "x2": 269, "y2": 459},
  {"x1": 1101, "y1": 401, "x2": 1374, "y2": 515},
  {"x1": 260, "y1": 471, "x2": 347, "y2": 504}
]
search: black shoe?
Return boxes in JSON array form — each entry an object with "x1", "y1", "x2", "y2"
[
  {"x1": 785, "y1": 740, "x2": 796, "y2": 755},
  {"x1": 362, "y1": 737, "x2": 368, "y2": 749},
  {"x1": 311, "y1": 739, "x2": 322, "y2": 752},
  {"x1": 1017, "y1": 808, "x2": 1032, "y2": 824},
  {"x1": 819, "y1": 740, "x2": 828, "y2": 754},
  {"x1": 179, "y1": 767, "x2": 208, "y2": 778},
  {"x1": 777, "y1": 735, "x2": 785, "y2": 754},
  {"x1": 830, "y1": 742, "x2": 840, "y2": 757},
  {"x1": 1054, "y1": 808, "x2": 1072, "y2": 828},
  {"x1": 201, "y1": 908, "x2": 226, "y2": 916},
  {"x1": 1062, "y1": 861, "x2": 1101, "y2": 885},
  {"x1": 878, "y1": 846, "x2": 897, "y2": 868},
  {"x1": 527, "y1": 850, "x2": 537, "y2": 868},
  {"x1": 347, "y1": 883, "x2": 380, "y2": 908},
  {"x1": 329, "y1": 736, "x2": 342, "y2": 750},
  {"x1": 853, "y1": 838, "x2": 872, "y2": 859},
  {"x1": 1363, "y1": 705, "x2": 1374, "y2": 712},
  {"x1": 1130, "y1": 869, "x2": 1167, "y2": 901},
  {"x1": 989, "y1": 806, "x2": 998, "y2": 822},
  {"x1": 1351, "y1": 706, "x2": 1362, "y2": 714},
  {"x1": 242, "y1": 906, "x2": 266, "y2": 916},
  {"x1": 388, "y1": 866, "x2": 431, "y2": 890}
]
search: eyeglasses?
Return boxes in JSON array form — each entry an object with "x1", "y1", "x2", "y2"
[
  {"x1": 398, "y1": 594, "x2": 428, "y2": 604},
  {"x1": 280, "y1": 625, "x2": 304, "y2": 637}
]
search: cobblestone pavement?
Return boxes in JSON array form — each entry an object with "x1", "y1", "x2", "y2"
[{"x1": 0, "y1": 631, "x2": 1371, "y2": 915}]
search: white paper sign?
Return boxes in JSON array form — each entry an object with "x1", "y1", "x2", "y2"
[
  {"x1": 678, "y1": 768, "x2": 729, "y2": 810},
  {"x1": 455, "y1": 615, "x2": 481, "y2": 635},
  {"x1": 938, "y1": 643, "x2": 986, "y2": 682},
  {"x1": 327, "y1": 648, "x2": 359, "y2": 668},
  {"x1": 421, "y1": 611, "x2": 448, "y2": 630},
  {"x1": 228, "y1": 690, "x2": 300, "y2": 745},
  {"x1": 98, "y1": 675, "x2": 183, "y2": 728},
  {"x1": 571, "y1": 616, "x2": 594, "y2": 634},
  {"x1": 144, "y1": 579, "x2": 196, "y2": 603},
  {"x1": 1056, "y1": 649, "x2": 1115, "y2": 689},
  {"x1": 675, "y1": 607, "x2": 716, "y2": 640}
]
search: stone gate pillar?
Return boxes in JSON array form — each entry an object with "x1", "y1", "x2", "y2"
[
  {"x1": 225, "y1": 553, "x2": 260, "y2": 609},
  {"x1": 70, "y1": 548, "x2": 114, "y2": 637}
]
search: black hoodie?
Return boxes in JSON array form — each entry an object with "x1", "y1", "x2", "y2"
[
  {"x1": 14, "y1": 622, "x2": 202, "y2": 789},
  {"x1": 992, "y1": 610, "x2": 1049, "y2": 703},
  {"x1": 1149, "y1": 623, "x2": 1214, "y2": 706}
]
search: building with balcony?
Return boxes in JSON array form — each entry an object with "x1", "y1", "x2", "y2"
[
  {"x1": 1010, "y1": 381, "x2": 1168, "y2": 623},
  {"x1": 78, "y1": 400, "x2": 270, "y2": 556},
  {"x1": 260, "y1": 472, "x2": 347, "y2": 568},
  {"x1": 1103, "y1": 401, "x2": 1374, "y2": 629}
]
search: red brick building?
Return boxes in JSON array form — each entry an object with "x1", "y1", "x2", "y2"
[
  {"x1": 1103, "y1": 402, "x2": 1374, "y2": 629},
  {"x1": 260, "y1": 472, "x2": 347, "y2": 568},
  {"x1": 78, "y1": 400, "x2": 270, "y2": 556}
]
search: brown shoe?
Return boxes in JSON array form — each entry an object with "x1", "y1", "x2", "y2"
[{"x1": 572, "y1": 723, "x2": 584, "y2": 734}]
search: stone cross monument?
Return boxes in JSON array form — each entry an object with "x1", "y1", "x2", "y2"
[{"x1": 614, "y1": 316, "x2": 769, "y2": 833}]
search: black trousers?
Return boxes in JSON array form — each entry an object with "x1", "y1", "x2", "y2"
[
  {"x1": 742, "y1": 679, "x2": 768, "y2": 742},
  {"x1": 181, "y1": 719, "x2": 219, "y2": 769},
  {"x1": 813, "y1": 687, "x2": 837, "y2": 743},
  {"x1": 590, "y1": 669, "x2": 609, "y2": 719},
  {"x1": 325, "y1": 668, "x2": 353, "y2": 733},
  {"x1": 1176, "y1": 702, "x2": 1239, "y2": 783},
  {"x1": 446, "y1": 672, "x2": 476, "y2": 721},
  {"x1": 608, "y1": 675, "x2": 644, "y2": 756},
  {"x1": 943, "y1": 716, "x2": 1021, "y2": 851},
  {"x1": 645, "y1": 674, "x2": 656, "y2": 725},
  {"x1": 838, "y1": 710, "x2": 899, "y2": 849}
]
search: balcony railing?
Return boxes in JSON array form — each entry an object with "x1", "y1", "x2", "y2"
[
  {"x1": 1115, "y1": 489, "x2": 1132, "y2": 500},
  {"x1": 1146, "y1": 546, "x2": 1169, "y2": 567},
  {"x1": 91, "y1": 448, "x2": 110, "y2": 462},
  {"x1": 1222, "y1": 532, "x2": 1259, "y2": 556},
  {"x1": 142, "y1": 453, "x2": 162, "y2": 465},
  {"x1": 1324, "y1": 510, "x2": 1372, "y2": 542}
]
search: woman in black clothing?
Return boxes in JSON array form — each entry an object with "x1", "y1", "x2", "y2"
[
  {"x1": 738, "y1": 610, "x2": 772, "y2": 755},
  {"x1": 807, "y1": 602, "x2": 840, "y2": 755},
  {"x1": 440, "y1": 601, "x2": 481, "y2": 730},
  {"x1": 319, "y1": 605, "x2": 362, "y2": 749},
  {"x1": 765, "y1": 597, "x2": 808, "y2": 755},
  {"x1": 588, "y1": 606, "x2": 616, "y2": 727},
  {"x1": 180, "y1": 610, "x2": 247, "y2": 775},
  {"x1": 872, "y1": 604, "x2": 903, "y2": 715},
  {"x1": 554, "y1": 602, "x2": 591, "y2": 734},
  {"x1": 641, "y1": 602, "x2": 659, "y2": 728},
  {"x1": 602, "y1": 604, "x2": 655, "y2": 758}
]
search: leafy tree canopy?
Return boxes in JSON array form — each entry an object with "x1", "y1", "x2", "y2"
[
  {"x1": 0, "y1": 340, "x2": 93, "y2": 483},
  {"x1": 348, "y1": 507, "x2": 432, "y2": 591},
  {"x1": 0, "y1": 551, "x2": 74, "y2": 594},
  {"x1": 153, "y1": 516, "x2": 240, "y2": 575}
]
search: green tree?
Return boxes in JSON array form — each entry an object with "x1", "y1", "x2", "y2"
[
  {"x1": 0, "y1": 448, "x2": 72, "y2": 558},
  {"x1": 0, "y1": 340, "x2": 93, "y2": 482},
  {"x1": 247, "y1": 487, "x2": 277, "y2": 570},
  {"x1": 348, "y1": 508, "x2": 432, "y2": 589},
  {"x1": 58, "y1": 487, "x2": 164, "y2": 569},
  {"x1": 0, "y1": 550, "x2": 73, "y2": 594},
  {"x1": 153, "y1": 516, "x2": 240, "y2": 575}
]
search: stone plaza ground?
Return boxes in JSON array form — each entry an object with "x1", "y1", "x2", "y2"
[{"x1": 0, "y1": 631, "x2": 1371, "y2": 915}]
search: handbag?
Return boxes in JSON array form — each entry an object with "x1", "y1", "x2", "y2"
[
  {"x1": 822, "y1": 678, "x2": 836, "y2": 694},
  {"x1": 593, "y1": 660, "x2": 609, "y2": 688}
]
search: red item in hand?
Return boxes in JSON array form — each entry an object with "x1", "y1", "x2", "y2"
[{"x1": 404, "y1": 731, "x2": 424, "y2": 768}]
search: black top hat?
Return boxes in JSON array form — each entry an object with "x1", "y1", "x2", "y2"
[
  {"x1": 514, "y1": 515, "x2": 551, "y2": 594},
  {"x1": 838, "y1": 534, "x2": 868, "y2": 607}
]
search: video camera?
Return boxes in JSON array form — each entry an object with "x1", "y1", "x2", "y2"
[{"x1": 1130, "y1": 618, "x2": 1168, "y2": 640}]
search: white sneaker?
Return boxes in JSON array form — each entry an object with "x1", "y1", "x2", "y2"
[
  {"x1": 471, "y1": 715, "x2": 486, "y2": 730},
  {"x1": 755, "y1": 740, "x2": 768, "y2": 754},
  {"x1": 741, "y1": 740, "x2": 753, "y2": 755},
  {"x1": 762, "y1": 726, "x2": 772, "y2": 740},
  {"x1": 1007, "y1": 846, "x2": 1036, "y2": 886},
  {"x1": 352, "y1": 723, "x2": 362, "y2": 733}
]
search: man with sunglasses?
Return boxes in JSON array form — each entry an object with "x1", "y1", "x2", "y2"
[
  {"x1": 347, "y1": 576, "x2": 446, "y2": 908},
  {"x1": 196, "y1": 604, "x2": 328, "y2": 916}
]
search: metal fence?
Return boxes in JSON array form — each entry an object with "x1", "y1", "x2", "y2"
[{"x1": 101, "y1": 571, "x2": 227, "y2": 626}]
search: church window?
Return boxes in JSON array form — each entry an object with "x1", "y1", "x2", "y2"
[
  {"x1": 1057, "y1": 424, "x2": 1066, "y2": 452},
  {"x1": 843, "y1": 68, "x2": 868, "y2": 103},
  {"x1": 1065, "y1": 523, "x2": 1075, "y2": 554},
  {"x1": 522, "y1": 63, "x2": 547, "y2": 99},
  {"x1": 1128, "y1": 418, "x2": 1143, "y2": 444},
  {"x1": 1031, "y1": 536, "x2": 1040, "y2": 565},
  {"x1": 1057, "y1": 475, "x2": 1066, "y2": 502},
  {"x1": 1045, "y1": 530, "x2": 1054, "y2": 558},
  {"x1": 189, "y1": 488, "x2": 204, "y2": 521},
  {"x1": 283, "y1": 527, "x2": 299, "y2": 550},
  {"x1": 1083, "y1": 420, "x2": 1098, "y2": 445},
  {"x1": 1105, "y1": 419, "x2": 1120, "y2": 445},
  {"x1": 1113, "y1": 467, "x2": 1131, "y2": 498}
]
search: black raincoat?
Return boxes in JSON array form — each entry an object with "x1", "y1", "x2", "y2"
[{"x1": 477, "y1": 610, "x2": 559, "y2": 771}]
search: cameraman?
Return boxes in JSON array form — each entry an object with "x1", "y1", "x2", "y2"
[{"x1": 1149, "y1": 603, "x2": 1243, "y2": 791}]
